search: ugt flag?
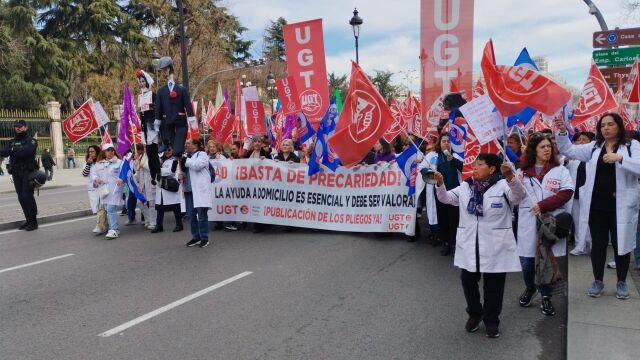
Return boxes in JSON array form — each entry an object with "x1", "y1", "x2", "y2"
[
  {"x1": 328, "y1": 61, "x2": 394, "y2": 167},
  {"x1": 481, "y1": 40, "x2": 571, "y2": 117},
  {"x1": 308, "y1": 97, "x2": 340, "y2": 176},
  {"x1": 506, "y1": 48, "x2": 539, "y2": 127},
  {"x1": 118, "y1": 157, "x2": 146, "y2": 203},
  {"x1": 571, "y1": 61, "x2": 618, "y2": 128},
  {"x1": 395, "y1": 144, "x2": 418, "y2": 196}
]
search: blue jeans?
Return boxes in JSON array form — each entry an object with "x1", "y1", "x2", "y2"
[
  {"x1": 105, "y1": 204, "x2": 119, "y2": 231},
  {"x1": 126, "y1": 191, "x2": 145, "y2": 222},
  {"x1": 520, "y1": 256, "x2": 552, "y2": 297},
  {"x1": 185, "y1": 192, "x2": 208, "y2": 240}
]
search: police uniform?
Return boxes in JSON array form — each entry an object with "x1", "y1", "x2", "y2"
[
  {"x1": 1, "y1": 120, "x2": 38, "y2": 228},
  {"x1": 154, "y1": 57, "x2": 195, "y2": 157}
]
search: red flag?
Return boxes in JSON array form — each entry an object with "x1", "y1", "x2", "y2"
[
  {"x1": 328, "y1": 61, "x2": 394, "y2": 167},
  {"x1": 383, "y1": 97, "x2": 407, "y2": 142},
  {"x1": 473, "y1": 80, "x2": 485, "y2": 99},
  {"x1": 462, "y1": 127, "x2": 501, "y2": 180},
  {"x1": 276, "y1": 76, "x2": 302, "y2": 115},
  {"x1": 571, "y1": 62, "x2": 618, "y2": 128},
  {"x1": 62, "y1": 99, "x2": 99, "y2": 143},
  {"x1": 205, "y1": 101, "x2": 214, "y2": 132},
  {"x1": 450, "y1": 79, "x2": 459, "y2": 94},
  {"x1": 187, "y1": 101, "x2": 200, "y2": 140},
  {"x1": 481, "y1": 40, "x2": 571, "y2": 116},
  {"x1": 624, "y1": 60, "x2": 640, "y2": 103},
  {"x1": 101, "y1": 126, "x2": 113, "y2": 149},
  {"x1": 245, "y1": 100, "x2": 267, "y2": 136},
  {"x1": 209, "y1": 102, "x2": 235, "y2": 144}
]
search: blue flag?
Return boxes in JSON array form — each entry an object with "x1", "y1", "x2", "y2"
[
  {"x1": 118, "y1": 158, "x2": 146, "y2": 203},
  {"x1": 308, "y1": 97, "x2": 340, "y2": 176},
  {"x1": 506, "y1": 48, "x2": 539, "y2": 127},
  {"x1": 297, "y1": 112, "x2": 316, "y2": 144},
  {"x1": 395, "y1": 144, "x2": 418, "y2": 196},
  {"x1": 448, "y1": 110, "x2": 467, "y2": 159}
]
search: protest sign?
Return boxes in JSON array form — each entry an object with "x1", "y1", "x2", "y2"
[
  {"x1": 209, "y1": 159, "x2": 423, "y2": 235},
  {"x1": 459, "y1": 95, "x2": 504, "y2": 144}
]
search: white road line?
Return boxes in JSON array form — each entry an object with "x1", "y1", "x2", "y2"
[
  {"x1": 0, "y1": 253, "x2": 75, "y2": 274},
  {"x1": 0, "y1": 216, "x2": 94, "y2": 237},
  {"x1": 98, "y1": 271, "x2": 253, "y2": 338}
]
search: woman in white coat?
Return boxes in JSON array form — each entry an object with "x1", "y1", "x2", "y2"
[
  {"x1": 90, "y1": 144, "x2": 124, "y2": 239},
  {"x1": 182, "y1": 138, "x2": 212, "y2": 248},
  {"x1": 132, "y1": 143, "x2": 157, "y2": 230},
  {"x1": 151, "y1": 145, "x2": 183, "y2": 233},
  {"x1": 435, "y1": 153, "x2": 525, "y2": 338},
  {"x1": 82, "y1": 145, "x2": 107, "y2": 234},
  {"x1": 514, "y1": 133, "x2": 574, "y2": 316},
  {"x1": 555, "y1": 114, "x2": 640, "y2": 300}
]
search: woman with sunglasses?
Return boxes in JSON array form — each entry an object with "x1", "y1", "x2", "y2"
[
  {"x1": 555, "y1": 113, "x2": 640, "y2": 300},
  {"x1": 514, "y1": 133, "x2": 574, "y2": 316}
]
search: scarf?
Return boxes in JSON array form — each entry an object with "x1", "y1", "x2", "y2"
[{"x1": 465, "y1": 173, "x2": 503, "y2": 216}]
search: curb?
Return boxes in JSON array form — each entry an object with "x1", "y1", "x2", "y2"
[
  {"x1": 0, "y1": 209, "x2": 93, "y2": 231},
  {"x1": 0, "y1": 184, "x2": 71, "y2": 194}
]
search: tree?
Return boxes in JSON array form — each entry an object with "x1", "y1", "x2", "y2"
[
  {"x1": 327, "y1": 72, "x2": 348, "y2": 100},
  {"x1": 263, "y1": 17, "x2": 287, "y2": 62},
  {"x1": 370, "y1": 70, "x2": 401, "y2": 101}
]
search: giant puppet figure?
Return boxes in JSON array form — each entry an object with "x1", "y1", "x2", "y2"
[
  {"x1": 154, "y1": 56, "x2": 195, "y2": 166},
  {"x1": 135, "y1": 68, "x2": 161, "y2": 184}
]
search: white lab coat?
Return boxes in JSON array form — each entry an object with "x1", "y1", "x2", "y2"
[
  {"x1": 133, "y1": 153, "x2": 154, "y2": 201},
  {"x1": 418, "y1": 151, "x2": 463, "y2": 225},
  {"x1": 156, "y1": 157, "x2": 181, "y2": 206},
  {"x1": 90, "y1": 157, "x2": 123, "y2": 206},
  {"x1": 185, "y1": 151, "x2": 212, "y2": 209},
  {"x1": 515, "y1": 165, "x2": 574, "y2": 258},
  {"x1": 436, "y1": 178, "x2": 526, "y2": 273},
  {"x1": 565, "y1": 159, "x2": 592, "y2": 249},
  {"x1": 85, "y1": 163, "x2": 100, "y2": 213},
  {"x1": 556, "y1": 134, "x2": 640, "y2": 255}
]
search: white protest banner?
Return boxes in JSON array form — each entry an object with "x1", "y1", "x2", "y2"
[
  {"x1": 92, "y1": 101, "x2": 111, "y2": 127},
  {"x1": 459, "y1": 94, "x2": 504, "y2": 145},
  {"x1": 209, "y1": 159, "x2": 423, "y2": 235}
]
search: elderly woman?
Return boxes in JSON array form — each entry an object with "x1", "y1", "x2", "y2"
[
  {"x1": 90, "y1": 144, "x2": 124, "y2": 239},
  {"x1": 555, "y1": 113, "x2": 640, "y2": 300},
  {"x1": 244, "y1": 135, "x2": 272, "y2": 159},
  {"x1": 275, "y1": 139, "x2": 300, "y2": 163},
  {"x1": 514, "y1": 133, "x2": 574, "y2": 316},
  {"x1": 435, "y1": 153, "x2": 525, "y2": 338}
]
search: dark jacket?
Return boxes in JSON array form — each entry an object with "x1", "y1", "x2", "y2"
[
  {"x1": 244, "y1": 148, "x2": 272, "y2": 159},
  {"x1": 0, "y1": 132, "x2": 37, "y2": 173},
  {"x1": 155, "y1": 83, "x2": 194, "y2": 127},
  {"x1": 41, "y1": 152, "x2": 56, "y2": 169},
  {"x1": 275, "y1": 152, "x2": 300, "y2": 163}
]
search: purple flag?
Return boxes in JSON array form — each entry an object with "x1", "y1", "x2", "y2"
[
  {"x1": 283, "y1": 113, "x2": 296, "y2": 139},
  {"x1": 117, "y1": 82, "x2": 139, "y2": 156}
]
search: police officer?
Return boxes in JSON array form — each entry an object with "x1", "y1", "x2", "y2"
[
  {"x1": 1, "y1": 119, "x2": 39, "y2": 230},
  {"x1": 154, "y1": 56, "x2": 196, "y2": 167}
]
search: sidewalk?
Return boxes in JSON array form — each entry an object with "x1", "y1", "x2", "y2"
[
  {"x1": 0, "y1": 167, "x2": 88, "y2": 193},
  {"x1": 567, "y1": 249, "x2": 639, "y2": 360}
]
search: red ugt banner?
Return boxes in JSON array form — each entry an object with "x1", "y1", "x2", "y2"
[
  {"x1": 245, "y1": 101, "x2": 267, "y2": 136},
  {"x1": 276, "y1": 76, "x2": 302, "y2": 115},
  {"x1": 420, "y1": 0, "x2": 474, "y2": 134},
  {"x1": 571, "y1": 62, "x2": 618, "y2": 128},
  {"x1": 63, "y1": 99, "x2": 99, "y2": 143},
  {"x1": 283, "y1": 19, "x2": 329, "y2": 127},
  {"x1": 210, "y1": 102, "x2": 235, "y2": 144}
]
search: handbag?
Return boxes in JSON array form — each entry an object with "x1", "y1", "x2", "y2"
[
  {"x1": 97, "y1": 184, "x2": 109, "y2": 198},
  {"x1": 160, "y1": 176, "x2": 179, "y2": 192}
]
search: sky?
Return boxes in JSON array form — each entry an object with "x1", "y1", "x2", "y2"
[{"x1": 225, "y1": 0, "x2": 636, "y2": 92}]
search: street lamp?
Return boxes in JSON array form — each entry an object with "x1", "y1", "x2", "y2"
[
  {"x1": 151, "y1": 47, "x2": 161, "y2": 84},
  {"x1": 583, "y1": 0, "x2": 608, "y2": 31},
  {"x1": 176, "y1": 0, "x2": 190, "y2": 92},
  {"x1": 349, "y1": 8, "x2": 363, "y2": 64},
  {"x1": 266, "y1": 70, "x2": 276, "y2": 113}
]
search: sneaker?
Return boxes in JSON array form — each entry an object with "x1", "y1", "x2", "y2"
[
  {"x1": 465, "y1": 317, "x2": 481, "y2": 333},
  {"x1": 607, "y1": 261, "x2": 616, "y2": 269},
  {"x1": 25, "y1": 222, "x2": 38, "y2": 231},
  {"x1": 541, "y1": 296, "x2": 555, "y2": 316},
  {"x1": 199, "y1": 240, "x2": 210, "y2": 248},
  {"x1": 615, "y1": 281, "x2": 630, "y2": 300},
  {"x1": 570, "y1": 248, "x2": 587, "y2": 256},
  {"x1": 587, "y1": 280, "x2": 604, "y2": 298},
  {"x1": 105, "y1": 230, "x2": 119, "y2": 239},
  {"x1": 186, "y1": 238, "x2": 201, "y2": 247},
  {"x1": 125, "y1": 219, "x2": 137, "y2": 226},
  {"x1": 519, "y1": 288, "x2": 538, "y2": 307},
  {"x1": 224, "y1": 224, "x2": 238, "y2": 231},
  {"x1": 485, "y1": 323, "x2": 500, "y2": 338},
  {"x1": 92, "y1": 227, "x2": 105, "y2": 234}
]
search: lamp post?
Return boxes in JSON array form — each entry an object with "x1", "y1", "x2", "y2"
[
  {"x1": 151, "y1": 47, "x2": 161, "y2": 84},
  {"x1": 266, "y1": 70, "x2": 276, "y2": 113},
  {"x1": 583, "y1": 0, "x2": 608, "y2": 31},
  {"x1": 349, "y1": 8, "x2": 363, "y2": 64},
  {"x1": 176, "y1": 0, "x2": 190, "y2": 92}
]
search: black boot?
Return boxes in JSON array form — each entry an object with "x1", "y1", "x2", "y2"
[
  {"x1": 440, "y1": 243, "x2": 452, "y2": 256},
  {"x1": 25, "y1": 218, "x2": 38, "y2": 231},
  {"x1": 151, "y1": 226, "x2": 164, "y2": 233},
  {"x1": 18, "y1": 221, "x2": 28, "y2": 230},
  {"x1": 172, "y1": 224, "x2": 184, "y2": 232}
]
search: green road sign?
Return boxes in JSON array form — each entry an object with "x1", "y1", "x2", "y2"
[{"x1": 593, "y1": 47, "x2": 640, "y2": 66}]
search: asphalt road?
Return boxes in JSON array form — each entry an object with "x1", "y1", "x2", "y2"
[{"x1": 0, "y1": 217, "x2": 566, "y2": 360}]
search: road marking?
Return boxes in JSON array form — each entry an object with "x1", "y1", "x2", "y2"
[
  {"x1": 0, "y1": 253, "x2": 75, "y2": 274},
  {"x1": 0, "y1": 216, "x2": 94, "y2": 237},
  {"x1": 98, "y1": 271, "x2": 253, "y2": 337}
]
